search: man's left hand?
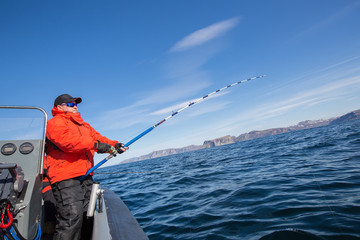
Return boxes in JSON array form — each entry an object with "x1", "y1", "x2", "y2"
[{"x1": 115, "y1": 143, "x2": 129, "y2": 154}]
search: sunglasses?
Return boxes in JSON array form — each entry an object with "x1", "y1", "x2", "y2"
[{"x1": 63, "y1": 102, "x2": 77, "y2": 107}]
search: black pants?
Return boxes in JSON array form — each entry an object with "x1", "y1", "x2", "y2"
[
  {"x1": 51, "y1": 176, "x2": 94, "y2": 240},
  {"x1": 43, "y1": 181, "x2": 57, "y2": 223}
]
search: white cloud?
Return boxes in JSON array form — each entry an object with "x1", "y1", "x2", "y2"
[
  {"x1": 134, "y1": 74, "x2": 211, "y2": 107},
  {"x1": 94, "y1": 105, "x2": 149, "y2": 130},
  {"x1": 170, "y1": 17, "x2": 241, "y2": 52},
  {"x1": 258, "y1": 75, "x2": 360, "y2": 119},
  {"x1": 209, "y1": 73, "x2": 360, "y2": 134},
  {"x1": 292, "y1": 2, "x2": 360, "y2": 40},
  {"x1": 150, "y1": 90, "x2": 230, "y2": 116},
  {"x1": 188, "y1": 100, "x2": 231, "y2": 117},
  {"x1": 92, "y1": 78, "x2": 211, "y2": 131},
  {"x1": 149, "y1": 99, "x2": 200, "y2": 116}
]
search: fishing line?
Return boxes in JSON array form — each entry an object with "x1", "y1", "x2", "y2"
[
  {"x1": 309, "y1": 171, "x2": 344, "y2": 234},
  {"x1": 80, "y1": 75, "x2": 266, "y2": 180},
  {"x1": 94, "y1": 171, "x2": 176, "y2": 174}
]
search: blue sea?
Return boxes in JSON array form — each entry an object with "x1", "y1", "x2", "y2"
[{"x1": 95, "y1": 119, "x2": 360, "y2": 240}]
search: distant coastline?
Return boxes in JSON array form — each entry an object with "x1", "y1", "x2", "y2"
[{"x1": 120, "y1": 109, "x2": 360, "y2": 164}]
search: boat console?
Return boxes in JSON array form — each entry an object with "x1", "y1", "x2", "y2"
[{"x1": 0, "y1": 106, "x2": 46, "y2": 239}]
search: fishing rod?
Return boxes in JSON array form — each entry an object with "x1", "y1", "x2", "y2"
[{"x1": 80, "y1": 75, "x2": 266, "y2": 180}]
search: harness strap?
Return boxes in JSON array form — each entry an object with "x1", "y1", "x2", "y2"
[{"x1": 46, "y1": 137, "x2": 63, "y2": 152}]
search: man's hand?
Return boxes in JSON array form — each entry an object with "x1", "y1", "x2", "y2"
[
  {"x1": 115, "y1": 143, "x2": 129, "y2": 154},
  {"x1": 95, "y1": 141, "x2": 113, "y2": 153}
]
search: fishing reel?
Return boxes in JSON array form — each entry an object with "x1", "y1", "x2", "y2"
[
  {"x1": 0, "y1": 163, "x2": 25, "y2": 206},
  {"x1": 109, "y1": 146, "x2": 118, "y2": 156}
]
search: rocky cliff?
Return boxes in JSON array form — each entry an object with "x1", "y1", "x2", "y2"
[
  {"x1": 235, "y1": 119, "x2": 332, "y2": 143},
  {"x1": 329, "y1": 110, "x2": 360, "y2": 125},
  {"x1": 137, "y1": 145, "x2": 202, "y2": 161},
  {"x1": 202, "y1": 135, "x2": 237, "y2": 148}
]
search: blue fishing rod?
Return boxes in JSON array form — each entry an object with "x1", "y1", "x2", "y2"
[{"x1": 80, "y1": 75, "x2": 265, "y2": 180}]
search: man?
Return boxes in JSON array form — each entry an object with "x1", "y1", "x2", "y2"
[{"x1": 44, "y1": 94, "x2": 128, "y2": 240}]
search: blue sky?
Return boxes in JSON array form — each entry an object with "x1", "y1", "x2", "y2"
[{"x1": 1, "y1": 1, "x2": 360, "y2": 167}]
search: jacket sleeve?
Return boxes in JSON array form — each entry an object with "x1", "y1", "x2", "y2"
[
  {"x1": 86, "y1": 123, "x2": 119, "y2": 147},
  {"x1": 46, "y1": 117, "x2": 96, "y2": 153}
]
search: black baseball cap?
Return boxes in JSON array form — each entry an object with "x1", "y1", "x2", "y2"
[{"x1": 54, "y1": 94, "x2": 82, "y2": 106}]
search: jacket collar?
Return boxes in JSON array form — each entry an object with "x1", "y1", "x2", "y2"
[{"x1": 51, "y1": 107, "x2": 84, "y2": 125}]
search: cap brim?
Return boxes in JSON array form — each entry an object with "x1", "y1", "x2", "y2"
[{"x1": 74, "y1": 97, "x2": 82, "y2": 104}]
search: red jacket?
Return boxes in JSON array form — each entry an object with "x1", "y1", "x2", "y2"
[{"x1": 45, "y1": 107, "x2": 118, "y2": 184}]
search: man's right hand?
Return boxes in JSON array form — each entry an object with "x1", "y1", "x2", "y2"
[{"x1": 95, "y1": 141, "x2": 113, "y2": 153}]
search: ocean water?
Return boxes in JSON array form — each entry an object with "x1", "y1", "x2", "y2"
[{"x1": 95, "y1": 119, "x2": 360, "y2": 240}]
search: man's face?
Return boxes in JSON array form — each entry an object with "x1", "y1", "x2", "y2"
[{"x1": 57, "y1": 102, "x2": 79, "y2": 113}]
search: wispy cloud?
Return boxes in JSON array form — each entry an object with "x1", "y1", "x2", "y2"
[
  {"x1": 93, "y1": 105, "x2": 150, "y2": 130},
  {"x1": 265, "y1": 56, "x2": 360, "y2": 99},
  {"x1": 134, "y1": 73, "x2": 211, "y2": 107},
  {"x1": 170, "y1": 17, "x2": 241, "y2": 52},
  {"x1": 257, "y1": 75, "x2": 360, "y2": 119},
  {"x1": 149, "y1": 99, "x2": 200, "y2": 116},
  {"x1": 188, "y1": 100, "x2": 232, "y2": 117},
  {"x1": 94, "y1": 81, "x2": 234, "y2": 131},
  {"x1": 212, "y1": 72, "x2": 360, "y2": 134},
  {"x1": 93, "y1": 76, "x2": 212, "y2": 131},
  {"x1": 292, "y1": 1, "x2": 360, "y2": 40},
  {"x1": 150, "y1": 91, "x2": 230, "y2": 116}
]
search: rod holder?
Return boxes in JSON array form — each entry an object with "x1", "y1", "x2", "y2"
[{"x1": 87, "y1": 182, "x2": 100, "y2": 217}]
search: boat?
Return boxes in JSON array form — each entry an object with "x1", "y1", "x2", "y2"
[{"x1": 0, "y1": 106, "x2": 148, "y2": 240}]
